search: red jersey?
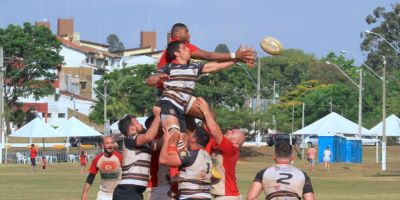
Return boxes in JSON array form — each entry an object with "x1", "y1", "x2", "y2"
[
  {"x1": 30, "y1": 148, "x2": 37, "y2": 159},
  {"x1": 80, "y1": 155, "x2": 87, "y2": 166},
  {"x1": 42, "y1": 158, "x2": 47, "y2": 166},
  {"x1": 211, "y1": 137, "x2": 240, "y2": 197},
  {"x1": 157, "y1": 38, "x2": 199, "y2": 69},
  {"x1": 89, "y1": 151, "x2": 123, "y2": 193}
]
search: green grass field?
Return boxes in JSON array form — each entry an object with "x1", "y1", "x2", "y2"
[{"x1": 1, "y1": 146, "x2": 400, "y2": 200}]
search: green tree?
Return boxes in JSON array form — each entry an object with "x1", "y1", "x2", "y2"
[
  {"x1": 214, "y1": 44, "x2": 230, "y2": 53},
  {"x1": 360, "y1": 3, "x2": 400, "y2": 126},
  {"x1": 0, "y1": 23, "x2": 63, "y2": 134},
  {"x1": 107, "y1": 34, "x2": 125, "y2": 53},
  {"x1": 90, "y1": 64, "x2": 156, "y2": 124}
]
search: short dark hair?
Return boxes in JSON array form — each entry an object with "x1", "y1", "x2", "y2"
[
  {"x1": 171, "y1": 23, "x2": 187, "y2": 36},
  {"x1": 167, "y1": 41, "x2": 183, "y2": 61},
  {"x1": 118, "y1": 115, "x2": 136, "y2": 136},
  {"x1": 194, "y1": 127, "x2": 210, "y2": 147},
  {"x1": 274, "y1": 141, "x2": 292, "y2": 158}
]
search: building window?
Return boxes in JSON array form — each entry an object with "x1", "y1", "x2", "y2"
[
  {"x1": 90, "y1": 57, "x2": 94, "y2": 64},
  {"x1": 41, "y1": 113, "x2": 52, "y2": 118},
  {"x1": 105, "y1": 60, "x2": 109, "y2": 66},
  {"x1": 58, "y1": 113, "x2": 66, "y2": 118}
]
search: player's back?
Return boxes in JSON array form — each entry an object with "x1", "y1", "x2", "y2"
[{"x1": 255, "y1": 164, "x2": 309, "y2": 200}]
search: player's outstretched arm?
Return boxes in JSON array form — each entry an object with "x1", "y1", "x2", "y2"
[
  {"x1": 136, "y1": 106, "x2": 161, "y2": 146},
  {"x1": 197, "y1": 98, "x2": 223, "y2": 144},
  {"x1": 192, "y1": 45, "x2": 255, "y2": 64},
  {"x1": 202, "y1": 61, "x2": 236, "y2": 73},
  {"x1": 247, "y1": 182, "x2": 263, "y2": 200}
]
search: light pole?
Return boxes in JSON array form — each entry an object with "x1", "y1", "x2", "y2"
[
  {"x1": 326, "y1": 61, "x2": 362, "y2": 138},
  {"x1": 341, "y1": 49, "x2": 383, "y2": 163},
  {"x1": 365, "y1": 30, "x2": 400, "y2": 171},
  {"x1": 365, "y1": 30, "x2": 400, "y2": 54},
  {"x1": 93, "y1": 80, "x2": 109, "y2": 135},
  {"x1": 0, "y1": 47, "x2": 4, "y2": 164}
]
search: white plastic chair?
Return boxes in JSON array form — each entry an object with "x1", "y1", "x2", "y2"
[
  {"x1": 16, "y1": 152, "x2": 28, "y2": 164},
  {"x1": 69, "y1": 154, "x2": 76, "y2": 162}
]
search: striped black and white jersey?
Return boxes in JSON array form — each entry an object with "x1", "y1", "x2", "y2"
[
  {"x1": 178, "y1": 149, "x2": 212, "y2": 199},
  {"x1": 158, "y1": 62, "x2": 204, "y2": 112},
  {"x1": 253, "y1": 164, "x2": 313, "y2": 200},
  {"x1": 119, "y1": 134, "x2": 152, "y2": 187}
]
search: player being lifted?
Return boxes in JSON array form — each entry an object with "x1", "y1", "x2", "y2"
[{"x1": 146, "y1": 41, "x2": 252, "y2": 145}]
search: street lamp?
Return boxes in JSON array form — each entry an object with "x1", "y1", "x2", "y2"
[
  {"x1": 341, "y1": 49, "x2": 383, "y2": 164},
  {"x1": 365, "y1": 30, "x2": 400, "y2": 54},
  {"x1": 365, "y1": 30, "x2": 400, "y2": 171},
  {"x1": 325, "y1": 61, "x2": 363, "y2": 139}
]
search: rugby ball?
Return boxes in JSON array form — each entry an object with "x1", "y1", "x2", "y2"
[{"x1": 260, "y1": 36, "x2": 284, "y2": 55}]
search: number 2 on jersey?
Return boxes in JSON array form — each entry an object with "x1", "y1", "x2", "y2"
[{"x1": 276, "y1": 173, "x2": 293, "y2": 185}]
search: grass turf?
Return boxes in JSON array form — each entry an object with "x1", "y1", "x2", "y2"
[{"x1": 0, "y1": 146, "x2": 399, "y2": 200}]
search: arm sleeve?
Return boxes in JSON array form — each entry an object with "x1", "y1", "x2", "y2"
[
  {"x1": 302, "y1": 172, "x2": 314, "y2": 194},
  {"x1": 88, "y1": 154, "x2": 101, "y2": 174},
  {"x1": 179, "y1": 150, "x2": 198, "y2": 168},
  {"x1": 192, "y1": 62, "x2": 204, "y2": 75},
  {"x1": 115, "y1": 151, "x2": 123, "y2": 163},
  {"x1": 157, "y1": 64, "x2": 171, "y2": 74},
  {"x1": 85, "y1": 173, "x2": 96, "y2": 185},
  {"x1": 253, "y1": 168, "x2": 266, "y2": 183},
  {"x1": 124, "y1": 135, "x2": 138, "y2": 150},
  {"x1": 219, "y1": 137, "x2": 237, "y2": 156}
]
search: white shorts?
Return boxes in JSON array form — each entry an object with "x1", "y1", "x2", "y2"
[
  {"x1": 97, "y1": 190, "x2": 113, "y2": 200},
  {"x1": 145, "y1": 185, "x2": 171, "y2": 200},
  {"x1": 323, "y1": 157, "x2": 330, "y2": 162}
]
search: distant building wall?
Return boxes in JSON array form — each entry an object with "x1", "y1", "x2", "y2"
[
  {"x1": 59, "y1": 67, "x2": 93, "y2": 100},
  {"x1": 57, "y1": 18, "x2": 74, "y2": 36},
  {"x1": 140, "y1": 31, "x2": 156, "y2": 50}
]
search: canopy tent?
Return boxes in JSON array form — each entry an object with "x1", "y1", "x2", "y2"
[
  {"x1": 369, "y1": 114, "x2": 400, "y2": 136},
  {"x1": 56, "y1": 117, "x2": 102, "y2": 137},
  {"x1": 56, "y1": 117, "x2": 101, "y2": 162},
  {"x1": 110, "y1": 116, "x2": 148, "y2": 135},
  {"x1": 293, "y1": 112, "x2": 371, "y2": 136},
  {"x1": 9, "y1": 117, "x2": 62, "y2": 142}
]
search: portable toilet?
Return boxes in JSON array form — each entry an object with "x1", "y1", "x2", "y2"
[
  {"x1": 318, "y1": 134, "x2": 345, "y2": 163},
  {"x1": 343, "y1": 137, "x2": 362, "y2": 163}
]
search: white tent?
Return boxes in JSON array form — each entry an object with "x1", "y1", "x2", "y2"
[
  {"x1": 56, "y1": 117, "x2": 102, "y2": 137},
  {"x1": 110, "y1": 116, "x2": 148, "y2": 134},
  {"x1": 9, "y1": 117, "x2": 62, "y2": 141},
  {"x1": 293, "y1": 112, "x2": 371, "y2": 136},
  {"x1": 369, "y1": 114, "x2": 400, "y2": 136}
]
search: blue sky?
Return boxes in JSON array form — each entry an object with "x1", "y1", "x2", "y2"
[{"x1": 0, "y1": 0, "x2": 396, "y2": 63}]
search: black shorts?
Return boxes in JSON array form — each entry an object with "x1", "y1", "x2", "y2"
[
  {"x1": 155, "y1": 100, "x2": 186, "y2": 131},
  {"x1": 30, "y1": 158, "x2": 36, "y2": 166},
  {"x1": 112, "y1": 185, "x2": 146, "y2": 200}
]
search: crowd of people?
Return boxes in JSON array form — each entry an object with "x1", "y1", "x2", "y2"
[{"x1": 80, "y1": 23, "x2": 315, "y2": 200}]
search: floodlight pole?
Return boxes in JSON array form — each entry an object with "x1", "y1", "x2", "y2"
[
  {"x1": 301, "y1": 102, "x2": 305, "y2": 160},
  {"x1": 341, "y1": 49, "x2": 383, "y2": 163},
  {"x1": 0, "y1": 47, "x2": 3, "y2": 164},
  {"x1": 326, "y1": 61, "x2": 362, "y2": 138},
  {"x1": 382, "y1": 56, "x2": 387, "y2": 171}
]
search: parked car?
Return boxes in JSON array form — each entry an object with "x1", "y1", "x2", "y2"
[
  {"x1": 361, "y1": 136, "x2": 380, "y2": 146},
  {"x1": 304, "y1": 135, "x2": 318, "y2": 146},
  {"x1": 267, "y1": 134, "x2": 297, "y2": 146}
]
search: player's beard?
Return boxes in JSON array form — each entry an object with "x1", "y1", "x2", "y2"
[{"x1": 104, "y1": 147, "x2": 114, "y2": 156}]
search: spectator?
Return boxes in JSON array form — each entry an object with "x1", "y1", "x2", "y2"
[{"x1": 28, "y1": 144, "x2": 38, "y2": 172}]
